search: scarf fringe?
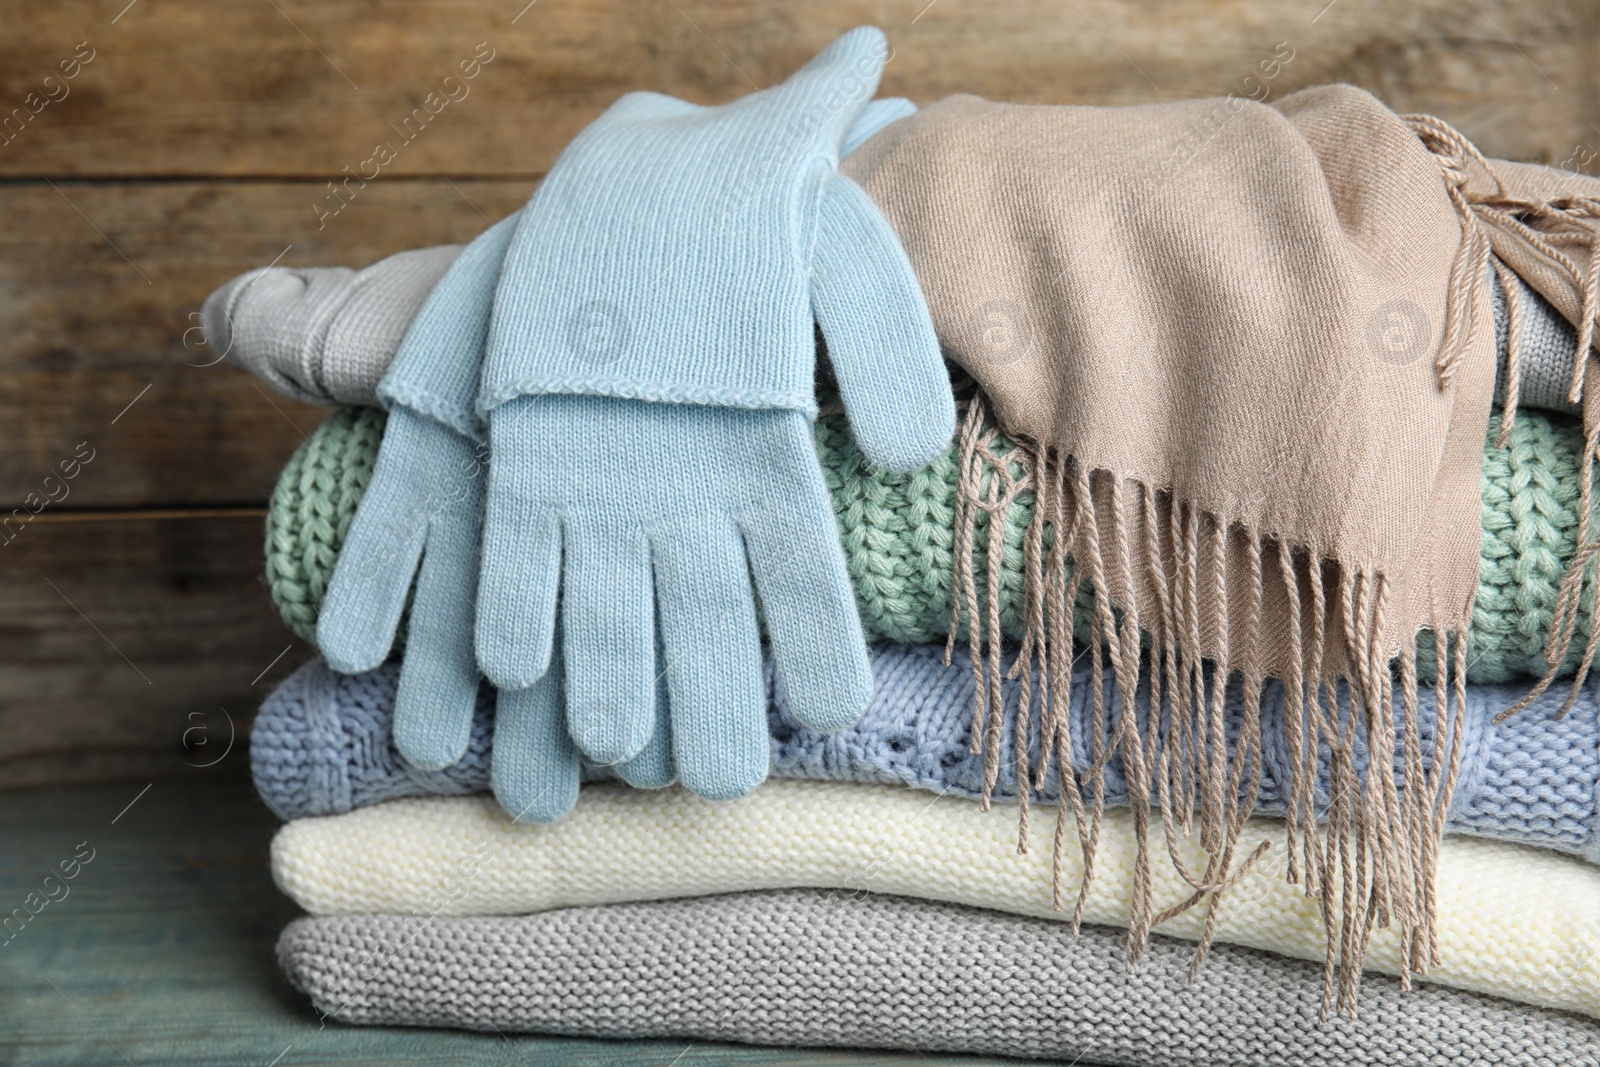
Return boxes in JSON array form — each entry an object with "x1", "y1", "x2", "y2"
[
  {"x1": 946, "y1": 396, "x2": 1472, "y2": 1020},
  {"x1": 1405, "y1": 112, "x2": 1600, "y2": 723},
  {"x1": 937, "y1": 111, "x2": 1600, "y2": 1017}
]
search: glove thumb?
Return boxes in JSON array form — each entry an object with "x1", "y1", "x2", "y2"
[{"x1": 772, "y1": 27, "x2": 891, "y2": 152}]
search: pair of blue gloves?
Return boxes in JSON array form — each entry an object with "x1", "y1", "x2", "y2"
[{"x1": 315, "y1": 27, "x2": 955, "y2": 822}]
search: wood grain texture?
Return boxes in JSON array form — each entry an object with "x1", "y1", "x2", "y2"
[
  {"x1": 0, "y1": 0, "x2": 1593, "y2": 179},
  {"x1": 0, "y1": 179, "x2": 530, "y2": 509},
  {"x1": 0, "y1": 513, "x2": 303, "y2": 790}
]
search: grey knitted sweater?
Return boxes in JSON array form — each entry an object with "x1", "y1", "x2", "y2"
[{"x1": 278, "y1": 889, "x2": 1600, "y2": 1066}]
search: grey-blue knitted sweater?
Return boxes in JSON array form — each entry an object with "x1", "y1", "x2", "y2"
[{"x1": 251, "y1": 643, "x2": 1600, "y2": 864}]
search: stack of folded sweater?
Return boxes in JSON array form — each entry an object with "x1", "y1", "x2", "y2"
[{"x1": 218, "y1": 27, "x2": 1600, "y2": 1067}]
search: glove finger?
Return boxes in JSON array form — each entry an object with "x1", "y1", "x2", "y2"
[
  {"x1": 562, "y1": 519, "x2": 655, "y2": 766},
  {"x1": 811, "y1": 172, "x2": 954, "y2": 473},
  {"x1": 781, "y1": 27, "x2": 886, "y2": 146},
  {"x1": 741, "y1": 421, "x2": 874, "y2": 733},
  {"x1": 841, "y1": 97, "x2": 914, "y2": 157},
  {"x1": 475, "y1": 472, "x2": 560, "y2": 690},
  {"x1": 654, "y1": 518, "x2": 767, "y2": 800},
  {"x1": 316, "y1": 422, "x2": 431, "y2": 674},
  {"x1": 392, "y1": 498, "x2": 484, "y2": 772},
  {"x1": 490, "y1": 658, "x2": 579, "y2": 824},
  {"x1": 614, "y1": 642, "x2": 676, "y2": 790}
]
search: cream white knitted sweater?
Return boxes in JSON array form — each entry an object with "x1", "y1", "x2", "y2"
[{"x1": 271, "y1": 779, "x2": 1600, "y2": 1020}]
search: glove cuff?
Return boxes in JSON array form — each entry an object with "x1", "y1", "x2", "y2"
[{"x1": 478, "y1": 375, "x2": 819, "y2": 421}]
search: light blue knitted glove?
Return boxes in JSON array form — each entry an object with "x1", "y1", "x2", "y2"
[
  {"x1": 311, "y1": 85, "x2": 923, "y2": 821},
  {"x1": 316, "y1": 215, "x2": 518, "y2": 773},
  {"x1": 312, "y1": 214, "x2": 676, "y2": 821},
  {"x1": 488, "y1": 619, "x2": 677, "y2": 822},
  {"x1": 475, "y1": 27, "x2": 953, "y2": 806}
]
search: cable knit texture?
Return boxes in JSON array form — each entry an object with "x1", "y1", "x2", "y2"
[
  {"x1": 268, "y1": 400, "x2": 1598, "y2": 683},
  {"x1": 278, "y1": 890, "x2": 1600, "y2": 1065},
  {"x1": 266, "y1": 407, "x2": 387, "y2": 645},
  {"x1": 269, "y1": 779, "x2": 1600, "y2": 1020},
  {"x1": 252, "y1": 645, "x2": 1600, "y2": 866},
  {"x1": 1440, "y1": 404, "x2": 1597, "y2": 680}
]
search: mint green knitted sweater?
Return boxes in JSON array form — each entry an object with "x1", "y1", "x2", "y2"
[{"x1": 266, "y1": 404, "x2": 1595, "y2": 685}]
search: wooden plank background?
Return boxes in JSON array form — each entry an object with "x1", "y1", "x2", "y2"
[{"x1": 2, "y1": 0, "x2": 1596, "y2": 789}]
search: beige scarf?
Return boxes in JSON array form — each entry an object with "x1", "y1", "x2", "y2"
[{"x1": 843, "y1": 85, "x2": 1600, "y2": 1014}]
